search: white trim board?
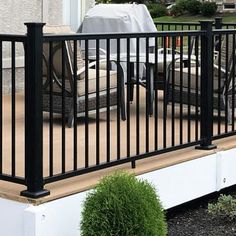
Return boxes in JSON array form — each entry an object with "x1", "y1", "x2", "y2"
[
  {"x1": 63, "y1": 0, "x2": 82, "y2": 31},
  {"x1": 1, "y1": 147, "x2": 236, "y2": 236}
]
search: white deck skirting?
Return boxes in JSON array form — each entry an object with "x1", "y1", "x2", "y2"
[{"x1": 1, "y1": 147, "x2": 236, "y2": 236}]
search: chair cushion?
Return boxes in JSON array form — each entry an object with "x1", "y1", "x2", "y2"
[
  {"x1": 43, "y1": 25, "x2": 85, "y2": 70},
  {"x1": 77, "y1": 69, "x2": 117, "y2": 96},
  {"x1": 170, "y1": 66, "x2": 225, "y2": 91}
]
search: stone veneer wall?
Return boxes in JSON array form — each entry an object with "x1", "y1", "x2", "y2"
[{"x1": 0, "y1": 0, "x2": 63, "y2": 93}]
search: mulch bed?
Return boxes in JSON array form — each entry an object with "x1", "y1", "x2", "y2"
[{"x1": 167, "y1": 189, "x2": 236, "y2": 236}]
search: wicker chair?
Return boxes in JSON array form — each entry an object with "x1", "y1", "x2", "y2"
[
  {"x1": 166, "y1": 34, "x2": 236, "y2": 123},
  {"x1": 42, "y1": 25, "x2": 126, "y2": 127}
]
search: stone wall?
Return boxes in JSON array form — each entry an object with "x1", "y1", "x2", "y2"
[
  {"x1": 0, "y1": 0, "x2": 64, "y2": 93},
  {"x1": 0, "y1": 0, "x2": 64, "y2": 34}
]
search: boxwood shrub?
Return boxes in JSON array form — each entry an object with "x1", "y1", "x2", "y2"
[
  {"x1": 170, "y1": 4, "x2": 185, "y2": 16},
  {"x1": 147, "y1": 3, "x2": 167, "y2": 18},
  {"x1": 201, "y1": 2, "x2": 217, "y2": 16},
  {"x1": 81, "y1": 171, "x2": 167, "y2": 236},
  {"x1": 186, "y1": 0, "x2": 202, "y2": 15}
]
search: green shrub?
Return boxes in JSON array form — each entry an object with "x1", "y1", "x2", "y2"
[
  {"x1": 208, "y1": 194, "x2": 236, "y2": 221},
  {"x1": 81, "y1": 171, "x2": 167, "y2": 236},
  {"x1": 147, "y1": 3, "x2": 167, "y2": 18},
  {"x1": 170, "y1": 4, "x2": 185, "y2": 16},
  {"x1": 201, "y1": 2, "x2": 217, "y2": 16},
  {"x1": 186, "y1": 0, "x2": 202, "y2": 15},
  {"x1": 176, "y1": 0, "x2": 189, "y2": 11}
]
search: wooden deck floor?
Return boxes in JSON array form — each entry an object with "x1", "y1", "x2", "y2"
[{"x1": 0, "y1": 87, "x2": 235, "y2": 204}]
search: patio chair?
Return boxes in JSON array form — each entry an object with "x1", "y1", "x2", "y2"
[
  {"x1": 128, "y1": 36, "x2": 196, "y2": 115},
  {"x1": 42, "y1": 25, "x2": 126, "y2": 127},
  {"x1": 166, "y1": 34, "x2": 236, "y2": 123}
]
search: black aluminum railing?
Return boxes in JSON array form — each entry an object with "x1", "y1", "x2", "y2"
[
  {"x1": 212, "y1": 28, "x2": 236, "y2": 140},
  {"x1": 154, "y1": 17, "x2": 236, "y2": 31},
  {"x1": 0, "y1": 34, "x2": 26, "y2": 186},
  {"x1": 0, "y1": 19, "x2": 236, "y2": 198}
]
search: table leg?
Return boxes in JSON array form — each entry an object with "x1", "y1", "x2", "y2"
[
  {"x1": 130, "y1": 62, "x2": 135, "y2": 103},
  {"x1": 149, "y1": 65, "x2": 154, "y2": 116}
]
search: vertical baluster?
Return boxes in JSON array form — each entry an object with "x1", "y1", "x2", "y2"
[
  {"x1": 171, "y1": 36, "x2": 176, "y2": 146},
  {"x1": 145, "y1": 37, "x2": 150, "y2": 152},
  {"x1": 195, "y1": 36, "x2": 199, "y2": 141},
  {"x1": 187, "y1": 36, "x2": 191, "y2": 142},
  {"x1": 0, "y1": 41, "x2": 2, "y2": 174},
  {"x1": 49, "y1": 42, "x2": 53, "y2": 176},
  {"x1": 154, "y1": 37, "x2": 158, "y2": 150},
  {"x1": 232, "y1": 34, "x2": 235, "y2": 131},
  {"x1": 180, "y1": 36, "x2": 183, "y2": 145},
  {"x1": 126, "y1": 38, "x2": 130, "y2": 159},
  {"x1": 11, "y1": 41, "x2": 15, "y2": 177},
  {"x1": 96, "y1": 39, "x2": 100, "y2": 165},
  {"x1": 218, "y1": 35, "x2": 222, "y2": 135},
  {"x1": 117, "y1": 38, "x2": 121, "y2": 160},
  {"x1": 61, "y1": 42, "x2": 66, "y2": 173},
  {"x1": 136, "y1": 37, "x2": 140, "y2": 155},
  {"x1": 73, "y1": 40, "x2": 78, "y2": 170},
  {"x1": 225, "y1": 34, "x2": 229, "y2": 132},
  {"x1": 163, "y1": 36, "x2": 167, "y2": 148},
  {"x1": 85, "y1": 39, "x2": 89, "y2": 168},
  {"x1": 106, "y1": 39, "x2": 110, "y2": 163}
]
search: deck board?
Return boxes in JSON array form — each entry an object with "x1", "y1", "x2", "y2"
[{"x1": 0, "y1": 87, "x2": 235, "y2": 204}]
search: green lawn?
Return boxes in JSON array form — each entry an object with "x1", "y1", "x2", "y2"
[
  {"x1": 154, "y1": 14, "x2": 236, "y2": 23},
  {"x1": 153, "y1": 14, "x2": 236, "y2": 31},
  {"x1": 153, "y1": 14, "x2": 236, "y2": 49}
]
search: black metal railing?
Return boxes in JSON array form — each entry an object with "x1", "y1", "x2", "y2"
[
  {"x1": 154, "y1": 17, "x2": 236, "y2": 31},
  {"x1": 212, "y1": 28, "x2": 236, "y2": 140},
  {"x1": 155, "y1": 21, "x2": 200, "y2": 31},
  {"x1": 0, "y1": 34, "x2": 26, "y2": 185},
  {"x1": 0, "y1": 19, "x2": 236, "y2": 198}
]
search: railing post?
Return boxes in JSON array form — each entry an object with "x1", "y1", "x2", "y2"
[
  {"x1": 196, "y1": 21, "x2": 217, "y2": 150},
  {"x1": 215, "y1": 17, "x2": 222, "y2": 29},
  {"x1": 21, "y1": 23, "x2": 50, "y2": 198}
]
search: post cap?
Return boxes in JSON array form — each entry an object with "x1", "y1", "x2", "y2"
[{"x1": 24, "y1": 22, "x2": 46, "y2": 27}]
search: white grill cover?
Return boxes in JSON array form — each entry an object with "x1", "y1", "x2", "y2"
[{"x1": 80, "y1": 3, "x2": 157, "y2": 55}]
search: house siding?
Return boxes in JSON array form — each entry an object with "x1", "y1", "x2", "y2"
[{"x1": 203, "y1": 0, "x2": 236, "y2": 12}]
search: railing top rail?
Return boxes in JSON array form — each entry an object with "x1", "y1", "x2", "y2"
[
  {"x1": 43, "y1": 30, "x2": 206, "y2": 41},
  {"x1": 222, "y1": 22, "x2": 236, "y2": 26},
  {"x1": 154, "y1": 21, "x2": 236, "y2": 27},
  {"x1": 154, "y1": 21, "x2": 201, "y2": 26},
  {"x1": 0, "y1": 34, "x2": 26, "y2": 42},
  {"x1": 213, "y1": 28, "x2": 236, "y2": 35}
]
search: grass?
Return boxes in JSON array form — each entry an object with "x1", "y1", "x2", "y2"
[
  {"x1": 152, "y1": 13, "x2": 236, "y2": 49},
  {"x1": 154, "y1": 13, "x2": 236, "y2": 23},
  {"x1": 153, "y1": 13, "x2": 236, "y2": 31}
]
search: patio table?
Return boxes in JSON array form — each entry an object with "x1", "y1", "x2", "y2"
[
  {"x1": 87, "y1": 52, "x2": 192, "y2": 115},
  {"x1": 119, "y1": 53, "x2": 191, "y2": 115}
]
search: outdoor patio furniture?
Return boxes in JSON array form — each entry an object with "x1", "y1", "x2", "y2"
[
  {"x1": 79, "y1": 3, "x2": 157, "y2": 54},
  {"x1": 166, "y1": 34, "x2": 236, "y2": 123},
  {"x1": 42, "y1": 25, "x2": 126, "y2": 127}
]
